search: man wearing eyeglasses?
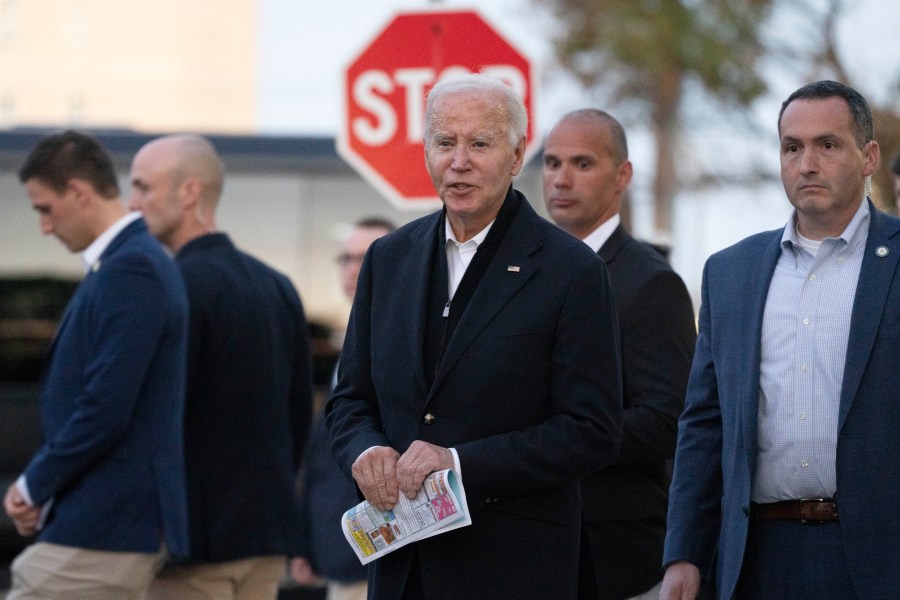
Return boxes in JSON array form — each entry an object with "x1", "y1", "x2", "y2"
[
  {"x1": 292, "y1": 217, "x2": 395, "y2": 600},
  {"x1": 337, "y1": 218, "x2": 398, "y2": 302}
]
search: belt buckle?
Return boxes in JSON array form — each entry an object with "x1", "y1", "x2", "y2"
[{"x1": 799, "y1": 498, "x2": 831, "y2": 523}]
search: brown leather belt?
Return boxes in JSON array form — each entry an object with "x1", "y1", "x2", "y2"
[{"x1": 751, "y1": 499, "x2": 838, "y2": 523}]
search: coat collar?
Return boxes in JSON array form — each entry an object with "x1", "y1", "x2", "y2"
[
  {"x1": 92, "y1": 215, "x2": 146, "y2": 267},
  {"x1": 397, "y1": 189, "x2": 543, "y2": 399},
  {"x1": 431, "y1": 192, "x2": 542, "y2": 396},
  {"x1": 47, "y1": 217, "x2": 149, "y2": 368},
  {"x1": 597, "y1": 224, "x2": 629, "y2": 264},
  {"x1": 741, "y1": 229, "x2": 784, "y2": 469},
  {"x1": 176, "y1": 232, "x2": 234, "y2": 258},
  {"x1": 742, "y1": 200, "x2": 900, "y2": 454},
  {"x1": 403, "y1": 210, "x2": 445, "y2": 397}
]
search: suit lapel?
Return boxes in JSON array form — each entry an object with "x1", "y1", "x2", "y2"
[
  {"x1": 42, "y1": 283, "x2": 81, "y2": 381},
  {"x1": 429, "y1": 203, "x2": 542, "y2": 396},
  {"x1": 839, "y1": 202, "x2": 900, "y2": 429},
  {"x1": 597, "y1": 224, "x2": 628, "y2": 264},
  {"x1": 99, "y1": 217, "x2": 141, "y2": 260},
  {"x1": 742, "y1": 231, "x2": 783, "y2": 473},
  {"x1": 44, "y1": 219, "x2": 143, "y2": 372},
  {"x1": 403, "y1": 213, "x2": 444, "y2": 398}
]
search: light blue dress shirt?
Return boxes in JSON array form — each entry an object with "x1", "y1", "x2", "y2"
[{"x1": 753, "y1": 199, "x2": 869, "y2": 502}]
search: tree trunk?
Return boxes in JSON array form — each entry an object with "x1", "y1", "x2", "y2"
[{"x1": 651, "y1": 68, "x2": 682, "y2": 243}]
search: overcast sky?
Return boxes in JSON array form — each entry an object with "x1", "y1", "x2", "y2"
[
  {"x1": 258, "y1": 0, "x2": 900, "y2": 137},
  {"x1": 252, "y1": 0, "x2": 900, "y2": 300},
  {"x1": 259, "y1": 0, "x2": 599, "y2": 136}
]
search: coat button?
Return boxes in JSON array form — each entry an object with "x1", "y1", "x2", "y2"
[{"x1": 423, "y1": 413, "x2": 435, "y2": 425}]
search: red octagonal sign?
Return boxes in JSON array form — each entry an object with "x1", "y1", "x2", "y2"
[{"x1": 337, "y1": 9, "x2": 538, "y2": 209}]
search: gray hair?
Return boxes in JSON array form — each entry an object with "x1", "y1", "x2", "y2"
[{"x1": 424, "y1": 74, "x2": 527, "y2": 148}]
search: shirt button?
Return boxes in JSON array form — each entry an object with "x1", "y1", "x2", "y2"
[
  {"x1": 809, "y1": 274, "x2": 816, "y2": 281},
  {"x1": 802, "y1": 317, "x2": 810, "y2": 325},
  {"x1": 423, "y1": 413, "x2": 435, "y2": 425},
  {"x1": 801, "y1": 461, "x2": 809, "y2": 468},
  {"x1": 799, "y1": 411, "x2": 807, "y2": 420},
  {"x1": 800, "y1": 364, "x2": 808, "y2": 373}
]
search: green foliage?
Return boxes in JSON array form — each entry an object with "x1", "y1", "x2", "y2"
[{"x1": 540, "y1": 0, "x2": 773, "y2": 106}]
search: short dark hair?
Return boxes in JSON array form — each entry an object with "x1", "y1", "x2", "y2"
[
  {"x1": 891, "y1": 153, "x2": 900, "y2": 177},
  {"x1": 18, "y1": 130, "x2": 120, "y2": 199},
  {"x1": 778, "y1": 81, "x2": 873, "y2": 148},
  {"x1": 561, "y1": 109, "x2": 629, "y2": 164},
  {"x1": 355, "y1": 216, "x2": 396, "y2": 232}
]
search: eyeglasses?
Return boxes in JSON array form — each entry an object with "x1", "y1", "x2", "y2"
[{"x1": 337, "y1": 253, "x2": 366, "y2": 267}]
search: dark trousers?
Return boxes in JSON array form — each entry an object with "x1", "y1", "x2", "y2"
[
  {"x1": 734, "y1": 519, "x2": 856, "y2": 599},
  {"x1": 577, "y1": 518, "x2": 664, "y2": 600},
  {"x1": 400, "y1": 550, "x2": 424, "y2": 600}
]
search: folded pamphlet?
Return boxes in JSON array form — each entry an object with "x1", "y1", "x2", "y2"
[{"x1": 340, "y1": 468, "x2": 471, "y2": 565}]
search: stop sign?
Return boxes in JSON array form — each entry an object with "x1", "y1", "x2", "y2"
[{"x1": 337, "y1": 9, "x2": 538, "y2": 210}]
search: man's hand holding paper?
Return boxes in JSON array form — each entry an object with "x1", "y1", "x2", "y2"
[
  {"x1": 396, "y1": 441, "x2": 455, "y2": 500},
  {"x1": 353, "y1": 441, "x2": 456, "y2": 509},
  {"x1": 352, "y1": 446, "x2": 401, "y2": 511}
]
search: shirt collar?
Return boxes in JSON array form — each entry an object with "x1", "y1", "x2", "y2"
[
  {"x1": 444, "y1": 215, "x2": 494, "y2": 248},
  {"x1": 81, "y1": 211, "x2": 142, "y2": 272},
  {"x1": 781, "y1": 197, "x2": 869, "y2": 251},
  {"x1": 580, "y1": 214, "x2": 621, "y2": 253}
]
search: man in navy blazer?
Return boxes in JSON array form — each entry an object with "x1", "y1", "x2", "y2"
[
  {"x1": 129, "y1": 134, "x2": 313, "y2": 600},
  {"x1": 4, "y1": 130, "x2": 189, "y2": 599},
  {"x1": 662, "y1": 81, "x2": 900, "y2": 600},
  {"x1": 327, "y1": 75, "x2": 623, "y2": 600},
  {"x1": 543, "y1": 109, "x2": 696, "y2": 600}
]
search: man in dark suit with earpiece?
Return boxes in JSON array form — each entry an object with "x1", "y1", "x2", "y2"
[{"x1": 543, "y1": 109, "x2": 696, "y2": 600}]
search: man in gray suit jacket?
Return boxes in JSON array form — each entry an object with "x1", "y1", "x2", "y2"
[
  {"x1": 543, "y1": 109, "x2": 696, "y2": 600},
  {"x1": 6, "y1": 130, "x2": 189, "y2": 600},
  {"x1": 327, "y1": 74, "x2": 623, "y2": 600},
  {"x1": 662, "y1": 81, "x2": 900, "y2": 600}
]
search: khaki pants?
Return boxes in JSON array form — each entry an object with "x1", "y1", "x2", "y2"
[
  {"x1": 8, "y1": 542, "x2": 167, "y2": 600},
  {"x1": 148, "y1": 555, "x2": 286, "y2": 600},
  {"x1": 327, "y1": 579, "x2": 368, "y2": 600}
]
